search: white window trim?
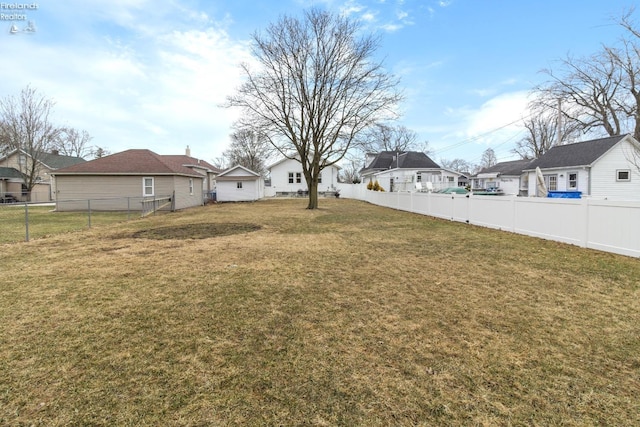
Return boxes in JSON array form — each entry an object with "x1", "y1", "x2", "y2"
[
  {"x1": 189, "y1": 178, "x2": 194, "y2": 195},
  {"x1": 616, "y1": 169, "x2": 631, "y2": 182},
  {"x1": 567, "y1": 172, "x2": 578, "y2": 189},
  {"x1": 237, "y1": 181, "x2": 243, "y2": 189},
  {"x1": 143, "y1": 177, "x2": 155, "y2": 197}
]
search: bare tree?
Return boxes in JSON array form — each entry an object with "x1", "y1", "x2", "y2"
[
  {"x1": 53, "y1": 127, "x2": 93, "y2": 158},
  {"x1": 478, "y1": 148, "x2": 497, "y2": 170},
  {"x1": 537, "y1": 52, "x2": 624, "y2": 139},
  {"x1": 513, "y1": 104, "x2": 581, "y2": 159},
  {"x1": 0, "y1": 86, "x2": 60, "y2": 199},
  {"x1": 227, "y1": 8, "x2": 401, "y2": 209},
  {"x1": 535, "y1": 10, "x2": 640, "y2": 143},
  {"x1": 356, "y1": 123, "x2": 421, "y2": 153},
  {"x1": 223, "y1": 126, "x2": 275, "y2": 176},
  {"x1": 90, "y1": 146, "x2": 111, "y2": 159},
  {"x1": 339, "y1": 157, "x2": 363, "y2": 183},
  {"x1": 440, "y1": 158, "x2": 474, "y2": 173}
]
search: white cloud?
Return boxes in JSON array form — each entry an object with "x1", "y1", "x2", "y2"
[{"x1": 2, "y1": 2, "x2": 253, "y2": 160}]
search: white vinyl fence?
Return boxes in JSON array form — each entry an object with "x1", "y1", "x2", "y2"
[{"x1": 335, "y1": 184, "x2": 640, "y2": 258}]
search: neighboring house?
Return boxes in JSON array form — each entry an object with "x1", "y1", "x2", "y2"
[
  {"x1": 216, "y1": 165, "x2": 264, "y2": 202},
  {"x1": 163, "y1": 145, "x2": 222, "y2": 198},
  {"x1": 360, "y1": 151, "x2": 462, "y2": 192},
  {"x1": 52, "y1": 149, "x2": 205, "y2": 211},
  {"x1": 0, "y1": 149, "x2": 86, "y2": 202},
  {"x1": 473, "y1": 159, "x2": 532, "y2": 196},
  {"x1": 267, "y1": 156, "x2": 341, "y2": 196},
  {"x1": 523, "y1": 134, "x2": 640, "y2": 200}
]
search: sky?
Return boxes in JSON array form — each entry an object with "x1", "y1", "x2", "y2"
[{"x1": 1, "y1": 0, "x2": 635, "y2": 167}]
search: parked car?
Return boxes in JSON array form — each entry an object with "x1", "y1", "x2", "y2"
[{"x1": 0, "y1": 194, "x2": 19, "y2": 203}]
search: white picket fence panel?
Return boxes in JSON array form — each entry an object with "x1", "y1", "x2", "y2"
[{"x1": 335, "y1": 185, "x2": 640, "y2": 258}]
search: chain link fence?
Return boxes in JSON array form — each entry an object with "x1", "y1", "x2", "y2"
[{"x1": 0, "y1": 195, "x2": 173, "y2": 243}]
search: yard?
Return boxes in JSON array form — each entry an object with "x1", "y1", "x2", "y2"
[{"x1": 1, "y1": 198, "x2": 638, "y2": 426}]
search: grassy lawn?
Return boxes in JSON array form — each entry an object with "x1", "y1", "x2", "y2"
[
  {"x1": 0, "y1": 205, "x2": 138, "y2": 243},
  {"x1": 1, "y1": 198, "x2": 638, "y2": 426}
]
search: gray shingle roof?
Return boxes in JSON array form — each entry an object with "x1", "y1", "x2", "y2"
[
  {"x1": 362, "y1": 151, "x2": 440, "y2": 173},
  {"x1": 0, "y1": 167, "x2": 23, "y2": 179},
  {"x1": 477, "y1": 159, "x2": 533, "y2": 176},
  {"x1": 37, "y1": 151, "x2": 86, "y2": 169},
  {"x1": 524, "y1": 135, "x2": 627, "y2": 170}
]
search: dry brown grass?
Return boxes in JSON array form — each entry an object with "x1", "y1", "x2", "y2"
[{"x1": 1, "y1": 198, "x2": 639, "y2": 426}]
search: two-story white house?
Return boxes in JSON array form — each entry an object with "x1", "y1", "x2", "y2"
[{"x1": 267, "y1": 156, "x2": 341, "y2": 197}]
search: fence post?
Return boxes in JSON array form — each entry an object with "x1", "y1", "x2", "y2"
[
  {"x1": 127, "y1": 197, "x2": 131, "y2": 220},
  {"x1": 88, "y1": 199, "x2": 92, "y2": 228},
  {"x1": 24, "y1": 202, "x2": 29, "y2": 242}
]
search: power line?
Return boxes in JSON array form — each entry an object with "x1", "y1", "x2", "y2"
[{"x1": 432, "y1": 112, "x2": 534, "y2": 156}]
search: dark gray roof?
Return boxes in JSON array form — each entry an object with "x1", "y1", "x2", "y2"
[
  {"x1": 477, "y1": 159, "x2": 533, "y2": 176},
  {"x1": 36, "y1": 151, "x2": 86, "y2": 169},
  {"x1": 0, "y1": 167, "x2": 23, "y2": 179},
  {"x1": 362, "y1": 151, "x2": 440, "y2": 173},
  {"x1": 524, "y1": 135, "x2": 628, "y2": 170}
]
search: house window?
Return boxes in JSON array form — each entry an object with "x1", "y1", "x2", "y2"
[
  {"x1": 18, "y1": 154, "x2": 26, "y2": 166},
  {"x1": 143, "y1": 177, "x2": 154, "y2": 196},
  {"x1": 617, "y1": 169, "x2": 631, "y2": 182},
  {"x1": 288, "y1": 172, "x2": 294, "y2": 184},
  {"x1": 416, "y1": 173, "x2": 422, "y2": 182},
  {"x1": 568, "y1": 173, "x2": 578, "y2": 189},
  {"x1": 189, "y1": 178, "x2": 194, "y2": 195},
  {"x1": 296, "y1": 172, "x2": 302, "y2": 184},
  {"x1": 318, "y1": 173, "x2": 322, "y2": 184},
  {"x1": 237, "y1": 181, "x2": 243, "y2": 189},
  {"x1": 545, "y1": 175, "x2": 557, "y2": 191}
]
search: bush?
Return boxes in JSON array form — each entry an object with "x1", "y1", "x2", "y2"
[
  {"x1": 367, "y1": 180, "x2": 374, "y2": 190},
  {"x1": 373, "y1": 180, "x2": 380, "y2": 191}
]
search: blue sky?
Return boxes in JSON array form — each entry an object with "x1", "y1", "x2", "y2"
[{"x1": 1, "y1": 0, "x2": 634, "y2": 166}]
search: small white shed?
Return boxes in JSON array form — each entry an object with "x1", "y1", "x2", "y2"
[{"x1": 216, "y1": 165, "x2": 264, "y2": 202}]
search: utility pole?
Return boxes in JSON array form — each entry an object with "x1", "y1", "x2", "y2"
[{"x1": 556, "y1": 98, "x2": 562, "y2": 146}]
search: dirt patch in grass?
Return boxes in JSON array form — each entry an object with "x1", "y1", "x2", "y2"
[{"x1": 129, "y1": 222, "x2": 262, "y2": 240}]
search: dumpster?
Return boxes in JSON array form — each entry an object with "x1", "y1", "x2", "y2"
[{"x1": 547, "y1": 191, "x2": 582, "y2": 199}]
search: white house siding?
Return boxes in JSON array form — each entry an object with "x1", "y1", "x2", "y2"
[
  {"x1": 269, "y1": 158, "x2": 339, "y2": 194},
  {"x1": 526, "y1": 169, "x2": 590, "y2": 196},
  {"x1": 216, "y1": 167, "x2": 263, "y2": 202},
  {"x1": 590, "y1": 140, "x2": 640, "y2": 200},
  {"x1": 367, "y1": 169, "x2": 460, "y2": 192},
  {"x1": 217, "y1": 179, "x2": 262, "y2": 202}
]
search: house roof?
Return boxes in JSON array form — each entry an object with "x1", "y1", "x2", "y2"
[
  {"x1": 524, "y1": 135, "x2": 629, "y2": 170},
  {"x1": 267, "y1": 155, "x2": 341, "y2": 170},
  {"x1": 361, "y1": 151, "x2": 440, "y2": 173},
  {"x1": 162, "y1": 155, "x2": 222, "y2": 174},
  {"x1": 52, "y1": 149, "x2": 204, "y2": 177},
  {"x1": 38, "y1": 152, "x2": 86, "y2": 169},
  {"x1": 217, "y1": 164, "x2": 261, "y2": 179},
  {"x1": 476, "y1": 159, "x2": 532, "y2": 177},
  {"x1": 0, "y1": 149, "x2": 86, "y2": 169},
  {"x1": 0, "y1": 166, "x2": 23, "y2": 179}
]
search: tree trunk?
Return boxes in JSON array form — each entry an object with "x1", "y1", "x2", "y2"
[{"x1": 307, "y1": 179, "x2": 319, "y2": 209}]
